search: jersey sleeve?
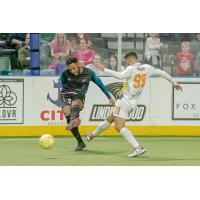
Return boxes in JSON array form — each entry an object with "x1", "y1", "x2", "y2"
[
  {"x1": 149, "y1": 66, "x2": 177, "y2": 86},
  {"x1": 104, "y1": 66, "x2": 132, "y2": 80},
  {"x1": 91, "y1": 71, "x2": 111, "y2": 99}
]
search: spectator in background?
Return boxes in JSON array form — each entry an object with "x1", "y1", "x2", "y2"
[
  {"x1": 88, "y1": 39, "x2": 92, "y2": 50},
  {"x1": 108, "y1": 54, "x2": 124, "y2": 71},
  {"x1": 86, "y1": 53, "x2": 107, "y2": 76},
  {"x1": 194, "y1": 51, "x2": 200, "y2": 76},
  {"x1": 48, "y1": 56, "x2": 67, "y2": 75},
  {"x1": 48, "y1": 56, "x2": 60, "y2": 71},
  {"x1": 144, "y1": 33, "x2": 163, "y2": 68},
  {"x1": 175, "y1": 42, "x2": 195, "y2": 76},
  {"x1": 70, "y1": 33, "x2": 91, "y2": 56},
  {"x1": 9, "y1": 33, "x2": 27, "y2": 51},
  {"x1": 19, "y1": 33, "x2": 55, "y2": 75},
  {"x1": 168, "y1": 34, "x2": 195, "y2": 57},
  {"x1": 169, "y1": 33, "x2": 190, "y2": 42},
  {"x1": 0, "y1": 40, "x2": 7, "y2": 49},
  {"x1": 50, "y1": 33, "x2": 71, "y2": 61},
  {"x1": 18, "y1": 34, "x2": 31, "y2": 70},
  {"x1": 74, "y1": 37, "x2": 95, "y2": 67},
  {"x1": 0, "y1": 33, "x2": 8, "y2": 49},
  {"x1": 190, "y1": 33, "x2": 200, "y2": 60}
]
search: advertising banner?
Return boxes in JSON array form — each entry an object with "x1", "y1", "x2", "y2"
[
  {"x1": 0, "y1": 77, "x2": 32, "y2": 127},
  {"x1": 83, "y1": 77, "x2": 150, "y2": 126},
  {"x1": 32, "y1": 76, "x2": 150, "y2": 126},
  {"x1": 32, "y1": 77, "x2": 65, "y2": 126},
  {"x1": 173, "y1": 82, "x2": 200, "y2": 120},
  {"x1": 1, "y1": 76, "x2": 200, "y2": 136},
  {"x1": 0, "y1": 79, "x2": 24, "y2": 124}
]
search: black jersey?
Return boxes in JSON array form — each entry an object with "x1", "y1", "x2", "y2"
[{"x1": 60, "y1": 67, "x2": 111, "y2": 98}]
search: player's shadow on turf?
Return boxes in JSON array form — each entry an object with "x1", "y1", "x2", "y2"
[{"x1": 81, "y1": 150, "x2": 124, "y2": 155}]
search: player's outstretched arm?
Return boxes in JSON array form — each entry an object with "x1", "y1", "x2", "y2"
[
  {"x1": 91, "y1": 71, "x2": 115, "y2": 106},
  {"x1": 150, "y1": 67, "x2": 183, "y2": 92},
  {"x1": 150, "y1": 67, "x2": 177, "y2": 86},
  {"x1": 174, "y1": 83, "x2": 182, "y2": 92},
  {"x1": 98, "y1": 64, "x2": 131, "y2": 80}
]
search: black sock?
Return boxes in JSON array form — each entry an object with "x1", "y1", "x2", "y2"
[
  {"x1": 66, "y1": 115, "x2": 70, "y2": 124},
  {"x1": 70, "y1": 105, "x2": 80, "y2": 121},
  {"x1": 71, "y1": 127, "x2": 83, "y2": 143}
]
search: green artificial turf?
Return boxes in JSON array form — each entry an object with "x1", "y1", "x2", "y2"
[{"x1": 0, "y1": 136, "x2": 200, "y2": 166}]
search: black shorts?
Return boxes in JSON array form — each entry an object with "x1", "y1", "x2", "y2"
[{"x1": 60, "y1": 93, "x2": 85, "y2": 108}]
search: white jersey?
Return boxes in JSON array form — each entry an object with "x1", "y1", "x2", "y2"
[{"x1": 104, "y1": 63, "x2": 177, "y2": 109}]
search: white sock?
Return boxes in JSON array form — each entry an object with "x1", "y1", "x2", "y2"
[
  {"x1": 92, "y1": 120, "x2": 111, "y2": 137},
  {"x1": 120, "y1": 127, "x2": 140, "y2": 148}
]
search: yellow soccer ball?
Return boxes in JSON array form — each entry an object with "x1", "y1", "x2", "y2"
[{"x1": 39, "y1": 134, "x2": 55, "y2": 149}]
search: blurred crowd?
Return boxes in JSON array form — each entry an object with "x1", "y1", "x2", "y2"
[{"x1": 0, "y1": 33, "x2": 200, "y2": 76}]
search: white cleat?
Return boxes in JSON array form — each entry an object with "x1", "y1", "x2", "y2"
[
  {"x1": 85, "y1": 132, "x2": 94, "y2": 142},
  {"x1": 128, "y1": 147, "x2": 146, "y2": 157}
]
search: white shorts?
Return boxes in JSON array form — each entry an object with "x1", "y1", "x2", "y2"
[{"x1": 112, "y1": 96, "x2": 137, "y2": 119}]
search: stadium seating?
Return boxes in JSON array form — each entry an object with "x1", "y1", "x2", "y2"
[
  {"x1": 0, "y1": 57, "x2": 11, "y2": 73},
  {"x1": 101, "y1": 33, "x2": 126, "y2": 38},
  {"x1": 0, "y1": 33, "x2": 188, "y2": 76},
  {"x1": 92, "y1": 38, "x2": 108, "y2": 49},
  {"x1": 1, "y1": 70, "x2": 21, "y2": 75},
  {"x1": 0, "y1": 49, "x2": 17, "y2": 70},
  {"x1": 17, "y1": 58, "x2": 22, "y2": 70},
  {"x1": 40, "y1": 44, "x2": 51, "y2": 70}
]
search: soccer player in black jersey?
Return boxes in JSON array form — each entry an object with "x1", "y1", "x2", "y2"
[{"x1": 60, "y1": 56, "x2": 115, "y2": 151}]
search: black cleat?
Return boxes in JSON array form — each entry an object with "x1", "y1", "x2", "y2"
[{"x1": 75, "y1": 141, "x2": 86, "y2": 151}]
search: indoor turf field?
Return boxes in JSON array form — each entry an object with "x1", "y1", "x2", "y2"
[{"x1": 0, "y1": 135, "x2": 200, "y2": 166}]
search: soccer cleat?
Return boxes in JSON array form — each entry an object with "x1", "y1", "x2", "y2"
[
  {"x1": 66, "y1": 118, "x2": 81, "y2": 131},
  {"x1": 85, "y1": 132, "x2": 94, "y2": 142},
  {"x1": 75, "y1": 141, "x2": 86, "y2": 151},
  {"x1": 128, "y1": 147, "x2": 146, "y2": 157}
]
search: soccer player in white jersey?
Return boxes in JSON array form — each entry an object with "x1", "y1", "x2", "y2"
[{"x1": 85, "y1": 52, "x2": 183, "y2": 157}]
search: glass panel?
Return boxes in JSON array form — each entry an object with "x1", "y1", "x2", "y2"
[
  {"x1": 39, "y1": 33, "x2": 120, "y2": 76},
  {"x1": 0, "y1": 33, "x2": 199, "y2": 76},
  {"x1": 120, "y1": 33, "x2": 146, "y2": 70},
  {"x1": 0, "y1": 33, "x2": 21, "y2": 75},
  {"x1": 120, "y1": 33, "x2": 199, "y2": 76}
]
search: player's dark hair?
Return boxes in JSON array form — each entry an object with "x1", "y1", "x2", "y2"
[
  {"x1": 66, "y1": 56, "x2": 78, "y2": 65},
  {"x1": 124, "y1": 52, "x2": 138, "y2": 60}
]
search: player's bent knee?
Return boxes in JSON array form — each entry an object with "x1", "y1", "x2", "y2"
[
  {"x1": 62, "y1": 106, "x2": 71, "y2": 116},
  {"x1": 115, "y1": 124, "x2": 125, "y2": 132},
  {"x1": 71, "y1": 100, "x2": 83, "y2": 110},
  {"x1": 115, "y1": 125, "x2": 120, "y2": 132},
  {"x1": 106, "y1": 112, "x2": 114, "y2": 124}
]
